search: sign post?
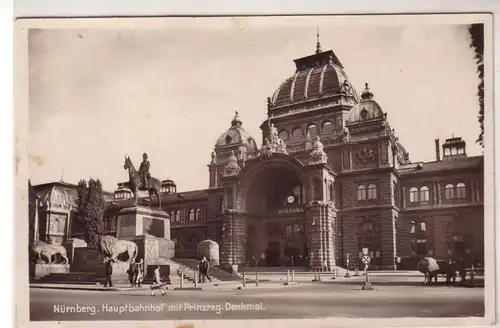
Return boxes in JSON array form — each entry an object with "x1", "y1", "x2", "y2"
[
  {"x1": 361, "y1": 254, "x2": 373, "y2": 290},
  {"x1": 344, "y1": 253, "x2": 351, "y2": 278}
]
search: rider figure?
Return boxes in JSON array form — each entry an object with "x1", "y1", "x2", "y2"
[{"x1": 138, "y1": 153, "x2": 151, "y2": 189}]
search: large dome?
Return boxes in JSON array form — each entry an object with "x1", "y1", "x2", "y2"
[
  {"x1": 269, "y1": 49, "x2": 359, "y2": 108},
  {"x1": 215, "y1": 111, "x2": 258, "y2": 149}
]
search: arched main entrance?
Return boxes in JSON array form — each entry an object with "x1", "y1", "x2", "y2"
[{"x1": 242, "y1": 164, "x2": 308, "y2": 267}]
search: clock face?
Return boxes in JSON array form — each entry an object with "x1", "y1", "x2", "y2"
[{"x1": 287, "y1": 195, "x2": 295, "y2": 204}]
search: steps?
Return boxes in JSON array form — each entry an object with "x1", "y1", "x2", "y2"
[{"x1": 35, "y1": 272, "x2": 100, "y2": 285}]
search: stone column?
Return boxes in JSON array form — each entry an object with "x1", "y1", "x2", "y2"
[
  {"x1": 307, "y1": 202, "x2": 336, "y2": 270},
  {"x1": 220, "y1": 210, "x2": 247, "y2": 269}
]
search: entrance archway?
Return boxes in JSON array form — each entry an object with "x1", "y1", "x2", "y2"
[{"x1": 240, "y1": 162, "x2": 307, "y2": 267}]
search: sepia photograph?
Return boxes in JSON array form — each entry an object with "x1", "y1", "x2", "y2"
[{"x1": 15, "y1": 13, "x2": 495, "y2": 327}]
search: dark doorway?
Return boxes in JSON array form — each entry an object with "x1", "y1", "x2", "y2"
[
  {"x1": 265, "y1": 241, "x2": 281, "y2": 267},
  {"x1": 285, "y1": 240, "x2": 304, "y2": 266}
]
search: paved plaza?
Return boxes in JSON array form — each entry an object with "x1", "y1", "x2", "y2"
[{"x1": 30, "y1": 281, "x2": 484, "y2": 321}]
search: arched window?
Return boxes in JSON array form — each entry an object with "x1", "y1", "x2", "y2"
[
  {"x1": 445, "y1": 184, "x2": 455, "y2": 199},
  {"x1": 451, "y1": 147, "x2": 457, "y2": 155},
  {"x1": 175, "y1": 210, "x2": 180, "y2": 222},
  {"x1": 292, "y1": 222, "x2": 302, "y2": 236},
  {"x1": 409, "y1": 187, "x2": 418, "y2": 203},
  {"x1": 360, "y1": 109, "x2": 369, "y2": 120},
  {"x1": 458, "y1": 147, "x2": 465, "y2": 154},
  {"x1": 292, "y1": 128, "x2": 303, "y2": 139},
  {"x1": 419, "y1": 186, "x2": 430, "y2": 203},
  {"x1": 225, "y1": 135, "x2": 232, "y2": 145},
  {"x1": 195, "y1": 208, "x2": 201, "y2": 220},
  {"x1": 444, "y1": 148, "x2": 451, "y2": 156},
  {"x1": 357, "y1": 220, "x2": 380, "y2": 261},
  {"x1": 367, "y1": 184, "x2": 377, "y2": 200},
  {"x1": 358, "y1": 221, "x2": 375, "y2": 233},
  {"x1": 410, "y1": 220, "x2": 428, "y2": 256},
  {"x1": 307, "y1": 124, "x2": 318, "y2": 137},
  {"x1": 189, "y1": 209, "x2": 195, "y2": 221},
  {"x1": 357, "y1": 185, "x2": 367, "y2": 201},
  {"x1": 322, "y1": 121, "x2": 333, "y2": 134},
  {"x1": 285, "y1": 223, "x2": 292, "y2": 236},
  {"x1": 456, "y1": 182, "x2": 467, "y2": 199},
  {"x1": 279, "y1": 130, "x2": 289, "y2": 140}
]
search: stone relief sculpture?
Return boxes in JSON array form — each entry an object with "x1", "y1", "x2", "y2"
[
  {"x1": 32, "y1": 241, "x2": 69, "y2": 264},
  {"x1": 98, "y1": 235, "x2": 138, "y2": 263},
  {"x1": 355, "y1": 148, "x2": 376, "y2": 164}
]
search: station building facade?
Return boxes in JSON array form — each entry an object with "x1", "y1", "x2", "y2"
[{"x1": 29, "y1": 43, "x2": 484, "y2": 271}]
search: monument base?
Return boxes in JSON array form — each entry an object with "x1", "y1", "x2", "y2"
[{"x1": 34, "y1": 263, "x2": 70, "y2": 278}]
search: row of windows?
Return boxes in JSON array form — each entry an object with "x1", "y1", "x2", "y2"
[
  {"x1": 409, "y1": 183, "x2": 467, "y2": 203},
  {"x1": 278, "y1": 119, "x2": 343, "y2": 141},
  {"x1": 169, "y1": 208, "x2": 204, "y2": 223},
  {"x1": 357, "y1": 184, "x2": 378, "y2": 201}
]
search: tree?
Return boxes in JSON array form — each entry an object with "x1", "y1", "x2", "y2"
[
  {"x1": 469, "y1": 23, "x2": 484, "y2": 147},
  {"x1": 76, "y1": 178, "x2": 105, "y2": 246}
]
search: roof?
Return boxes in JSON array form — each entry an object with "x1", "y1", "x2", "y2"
[
  {"x1": 269, "y1": 49, "x2": 359, "y2": 108},
  {"x1": 215, "y1": 111, "x2": 258, "y2": 150},
  {"x1": 399, "y1": 156, "x2": 483, "y2": 176}
]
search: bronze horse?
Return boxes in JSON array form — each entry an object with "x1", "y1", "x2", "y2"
[{"x1": 123, "y1": 156, "x2": 162, "y2": 208}]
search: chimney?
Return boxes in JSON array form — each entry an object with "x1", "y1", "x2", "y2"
[{"x1": 435, "y1": 139, "x2": 441, "y2": 161}]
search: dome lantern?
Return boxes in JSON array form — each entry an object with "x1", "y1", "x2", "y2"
[{"x1": 361, "y1": 82, "x2": 374, "y2": 101}]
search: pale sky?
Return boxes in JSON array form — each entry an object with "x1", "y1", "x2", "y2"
[{"x1": 28, "y1": 19, "x2": 482, "y2": 193}]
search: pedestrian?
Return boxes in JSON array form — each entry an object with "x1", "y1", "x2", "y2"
[
  {"x1": 150, "y1": 265, "x2": 166, "y2": 296},
  {"x1": 134, "y1": 259, "x2": 144, "y2": 287},
  {"x1": 104, "y1": 258, "x2": 114, "y2": 288},
  {"x1": 199, "y1": 256, "x2": 212, "y2": 283},
  {"x1": 127, "y1": 261, "x2": 135, "y2": 287}
]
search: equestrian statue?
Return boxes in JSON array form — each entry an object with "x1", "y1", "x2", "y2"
[{"x1": 123, "y1": 153, "x2": 162, "y2": 208}]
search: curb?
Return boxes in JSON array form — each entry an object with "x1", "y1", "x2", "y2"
[{"x1": 30, "y1": 285, "x2": 146, "y2": 292}]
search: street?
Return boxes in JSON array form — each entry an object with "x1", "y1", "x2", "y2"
[{"x1": 30, "y1": 282, "x2": 484, "y2": 321}]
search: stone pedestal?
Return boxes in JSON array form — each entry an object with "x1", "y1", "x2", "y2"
[
  {"x1": 116, "y1": 205, "x2": 171, "y2": 240},
  {"x1": 34, "y1": 263, "x2": 70, "y2": 278},
  {"x1": 62, "y1": 238, "x2": 87, "y2": 264},
  {"x1": 131, "y1": 234, "x2": 175, "y2": 265}
]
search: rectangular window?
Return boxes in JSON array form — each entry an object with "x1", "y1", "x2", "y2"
[{"x1": 335, "y1": 117, "x2": 342, "y2": 130}]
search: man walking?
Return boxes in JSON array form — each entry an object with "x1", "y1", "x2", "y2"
[
  {"x1": 150, "y1": 265, "x2": 166, "y2": 296},
  {"x1": 104, "y1": 258, "x2": 114, "y2": 288},
  {"x1": 199, "y1": 257, "x2": 212, "y2": 283}
]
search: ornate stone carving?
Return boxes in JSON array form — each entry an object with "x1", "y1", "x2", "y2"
[
  {"x1": 224, "y1": 151, "x2": 241, "y2": 177},
  {"x1": 309, "y1": 136, "x2": 328, "y2": 165},
  {"x1": 146, "y1": 239, "x2": 159, "y2": 258},
  {"x1": 305, "y1": 132, "x2": 313, "y2": 150},
  {"x1": 257, "y1": 123, "x2": 288, "y2": 157},
  {"x1": 210, "y1": 150, "x2": 216, "y2": 164},
  {"x1": 355, "y1": 148, "x2": 376, "y2": 164},
  {"x1": 342, "y1": 126, "x2": 351, "y2": 142},
  {"x1": 143, "y1": 217, "x2": 153, "y2": 233}
]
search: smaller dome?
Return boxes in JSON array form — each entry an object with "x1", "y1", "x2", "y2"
[
  {"x1": 215, "y1": 111, "x2": 258, "y2": 150},
  {"x1": 347, "y1": 83, "x2": 384, "y2": 123},
  {"x1": 161, "y1": 179, "x2": 177, "y2": 194},
  {"x1": 114, "y1": 186, "x2": 133, "y2": 200}
]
